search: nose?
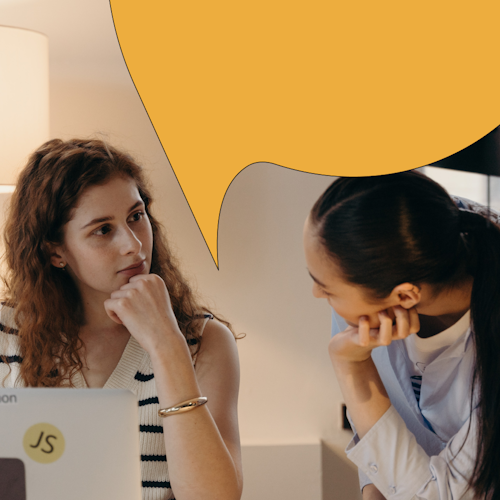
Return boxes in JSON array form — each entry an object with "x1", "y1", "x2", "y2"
[
  {"x1": 312, "y1": 282, "x2": 326, "y2": 299},
  {"x1": 120, "y1": 226, "x2": 142, "y2": 256}
]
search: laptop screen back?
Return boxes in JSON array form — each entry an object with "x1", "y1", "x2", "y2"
[{"x1": 0, "y1": 388, "x2": 142, "y2": 500}]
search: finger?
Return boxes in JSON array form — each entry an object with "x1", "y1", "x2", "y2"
[
  {"x1": 408, "y1": 307, "x2": 420, "y2": 334},
  {"x1": 393, "y1": 306, "x2": 411, "y2": 339},
  {"x1": 109, "y1": 288, "x2": 138, "y2": 300},
  {"x1": 103, "y1": 300, "x2": 124, "y2": 325},
  {"x1": 119, "y1": 278, "x2": 150, "y2": 291},
  {"x1": 358, "y1": 316, "x2": 371, "y2": 346},
  {"x1": 377, "y1": 310, "x2": 393, "y2": 345},
  {"x1": 117, "y1": 281, "x2": 140, "y2": 291},
  {"x1": 125, "y1": 274, "x2": 167, "y2": 295},
  {"x1": 127, "y1": 273, "x2": 150, "y2": 282},
  {"x1": 128, "y1": 273, "x2": 162, "y2": 285}
]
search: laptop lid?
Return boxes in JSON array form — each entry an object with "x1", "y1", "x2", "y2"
[{"x1": 0, "y1": 388, "x2": 142, "y2": 500}]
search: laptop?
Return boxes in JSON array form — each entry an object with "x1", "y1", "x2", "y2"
[{"x1": 0, "y1": 388, "x2": 142, "y2": 500}]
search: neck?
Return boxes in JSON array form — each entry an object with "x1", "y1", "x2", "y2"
[
  {"x1": 416, "y1": 277, "x2": 472, "y2": 334},
  {"x1": 79, "y1": 290, "x2": 125, "y2": 334}
]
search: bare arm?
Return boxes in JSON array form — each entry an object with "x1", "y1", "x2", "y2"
[
  {"x1": 104, "y1": 275, "x2": 242, "y2": 500},
  {"x1": 329, "y1": 309, "x2": 476, "y2": 499},
  {"x1": 150, "y1": 320, "x2": 242, "y2": 500},
  {"x1": 195, "y1": 321, "x2": 242, "y2": 491},
  {"x1": 333, "y1": 356, "x2": 391, "y2": 438},
  {"x1": 329, "y1": 309, "x2": 416, "y2": 438}
]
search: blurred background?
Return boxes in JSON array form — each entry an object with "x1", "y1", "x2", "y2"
[{"x1": 1, "y1": 1, "x2": 498, "y2": 498}]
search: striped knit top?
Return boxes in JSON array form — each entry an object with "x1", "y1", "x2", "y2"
[{"x1": 0, "y1": 304, "x2": 213, "y2": 500}]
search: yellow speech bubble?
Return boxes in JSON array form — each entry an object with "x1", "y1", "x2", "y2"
[{"x1": 110, "y1": 1, "x2": 500, "y2": 266}]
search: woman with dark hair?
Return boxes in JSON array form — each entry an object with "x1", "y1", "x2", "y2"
[
  {"x1": 0, "y1": 138, "x2": 242, "y2": 500},
  {"x1": 304, "y1": 171, "x2": 500, "y2": 500}
]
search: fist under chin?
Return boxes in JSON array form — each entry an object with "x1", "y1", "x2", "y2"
[{"x1": 347, "y1": 317, "x2": 382, "y2": 329}]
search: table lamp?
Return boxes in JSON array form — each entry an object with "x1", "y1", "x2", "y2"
[{"x1": 0, "y1": 26, "x2": 49, "y2": 191}]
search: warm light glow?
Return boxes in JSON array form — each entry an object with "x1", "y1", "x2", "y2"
[{"x1": 0, "y1": 26, "x2": 49, "y2": 185}]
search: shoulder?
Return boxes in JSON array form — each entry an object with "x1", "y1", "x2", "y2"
[
  {"x1": 198, "y1": 318, "x2": 239, "y2": 361},
  {"x1": 452, "y1": 195, "x2": 500, "y2": 225},
  {"x1": 194, "y1": 318, "x2": 240, "y2": 383},
  {"x1": 193, "y1": 318, "x2": 240, "y2": 436}
]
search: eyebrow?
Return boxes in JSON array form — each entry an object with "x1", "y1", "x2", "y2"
[
  {"x1": 80, "y1": 200, "x2": 144, "y2": 230},
  {"x1": 307, "y1": 270, "x2": 327, "y2": 288}
]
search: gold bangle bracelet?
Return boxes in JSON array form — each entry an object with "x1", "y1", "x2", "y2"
[{"x1": 158, "y1": 396, "x2": 208, "y2": 417}]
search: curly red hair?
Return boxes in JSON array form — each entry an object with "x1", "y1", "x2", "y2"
[{"x1": 2, "y1": 138, "x2": 231, "y2": 387}]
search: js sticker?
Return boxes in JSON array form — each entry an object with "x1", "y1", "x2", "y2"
[{"x1": 23, "y1": 423, "x2": 65, "y2": 464}]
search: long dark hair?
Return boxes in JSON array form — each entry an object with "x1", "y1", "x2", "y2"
[
  {"x1": 2, "y1": 138, "x2": 233, "y2": 387},
  {"x1": 310, "y1": 171, "x2": 500, "y2": 500}
]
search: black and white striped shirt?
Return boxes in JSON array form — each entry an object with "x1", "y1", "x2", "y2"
[{"x1": 0, "y1": 304, "x2": 212, "y2": 500}]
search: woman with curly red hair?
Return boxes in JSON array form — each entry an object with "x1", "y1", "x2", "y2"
[{"x1": 0, "y1": 138, "x2": 242, "y2": 500}]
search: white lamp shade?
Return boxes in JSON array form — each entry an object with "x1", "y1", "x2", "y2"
[{"x1": 0, "y1": 26, "x2": 49, "y2": 185}]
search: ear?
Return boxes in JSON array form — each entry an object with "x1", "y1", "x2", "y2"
[
  {"x1": 46, "y1": 242, "x2": 67, "y2": 269},
  {"x1": 389, "y1": 283, "x2": 421, "y2": 309}
]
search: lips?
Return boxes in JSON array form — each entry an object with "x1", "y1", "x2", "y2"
[{"x1": 118, "y1": 260, "x2": 146, "y2": 276}]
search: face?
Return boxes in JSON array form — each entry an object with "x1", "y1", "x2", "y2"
[
  {"x1": 303, "y1": 217, "x2": 394, "y2": 328},
  {"x1": 52, "y1": 176, "x2": 153, "y2": 303}
]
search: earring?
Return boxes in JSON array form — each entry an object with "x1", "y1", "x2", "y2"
[{"x1": 59, "y1": 262, "x2": 65, "y2": 268}]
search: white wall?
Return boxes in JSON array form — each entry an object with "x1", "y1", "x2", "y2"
[{"x1": 424, "y1": 166, "x2": 500, "y2": 211}]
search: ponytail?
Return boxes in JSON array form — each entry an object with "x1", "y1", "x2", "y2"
[
  {"x1": 310, "y1": 173, "x2": 500, "y2": 500},
  {"x1": 460, "y1": 209, "x2": 500, "y2": 500}
]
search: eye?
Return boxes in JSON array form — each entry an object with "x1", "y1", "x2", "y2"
[
  {"x1": 93, "y1": 224, "x2": 111, "y2": 236},
  {"x1": 129, "y1": 211, "x2": 145, "y2": 223}
]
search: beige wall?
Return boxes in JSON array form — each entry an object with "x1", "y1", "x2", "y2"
[{"x1": 48, "y1": 59, "x2": 358, "y2": 497}]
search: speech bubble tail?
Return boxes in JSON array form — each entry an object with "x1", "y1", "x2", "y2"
[
  {"x1": 204, "y1": 229, "x2": 219, "y2": 270},
  {"x1": 168, "y1": 166, "x2": 232, "y2": 270},
  {"x1": 187, "y1": 203, "x2": 220, "y2": 270}
]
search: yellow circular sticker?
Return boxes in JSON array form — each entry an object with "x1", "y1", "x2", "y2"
[{"x1": 23, "y1": 423, "x2": 65, "y2": 464}]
